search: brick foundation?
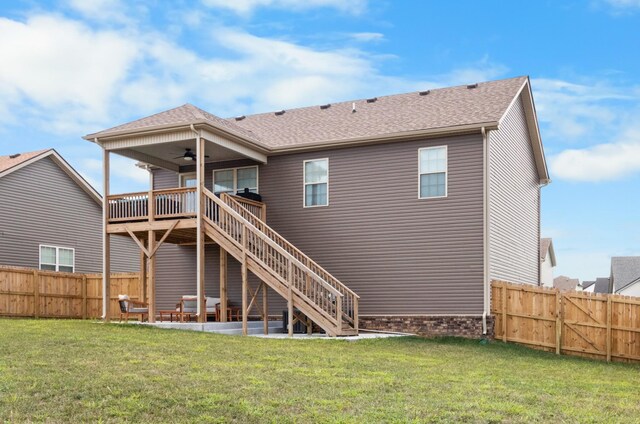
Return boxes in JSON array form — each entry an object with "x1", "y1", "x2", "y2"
[{"x1": 359, "y1": 315, "x2": 494, "y2": 338}]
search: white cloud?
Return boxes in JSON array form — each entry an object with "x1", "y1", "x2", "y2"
[
  {"x1": 201, "y1": 0, "x2": 368, "y2": 15},
  {"x1": 602, "y1": 0, "x2": 640, "y2": 9},
  {"x1": 65, "y1": 0, "x2": 131, "y2": 23},
  {"x1": 0, "y1": 15, "x2": 138, "y2": 132},
  {"x1": 532, "y1": 78, "x2": 632, "y2": 140},
  {"x1": 549, "y1": 125, "x2": 640, "y2": 181},
  {"x1": 350, "y1": 32, "x2": 384, "y2": 42}
]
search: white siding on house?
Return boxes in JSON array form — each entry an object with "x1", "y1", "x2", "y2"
[
  {"x1": 488, "y1": 96, "x2": 541, "y2": 285},
  {"x1": 540, "y1": 252, "x2": 554, "y2": 287}
]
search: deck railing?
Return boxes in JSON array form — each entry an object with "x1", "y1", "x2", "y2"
[
  {"x1": 107, "y1": 187, "x2": 197, "y2": 222},
  {"x1": 207, "y1": 189, "x2": 354, "y2": 331},
  {"x1": 220, "y1": 192, "x2": 358, "y2": 329}
]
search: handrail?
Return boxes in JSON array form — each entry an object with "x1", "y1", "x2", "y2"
[
  {"x1": 227, "y1": 194, "x2": 266, "y2": 221},
  {"x1": 219, "y1": 191, "x2": 358, "y2": 328},
  {"x1": 221, "y1": 193, "x2": 359, "y2": 299},
  {"x1": 107, "y1": 188, "x2": 197, "y2": 222},
  {"x1": 205, "y1": 189, "x2": 343, "y2": 299}
]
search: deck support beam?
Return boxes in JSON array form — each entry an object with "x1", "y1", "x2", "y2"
[
  {"x1": 219, "y1": 249, "x2": 228, "y2": 322},
  {"x1": 262, "y1": 282, "x2": 268, "y2": 335},
  {"x1": 196, "y1": 134, "x2": 206, "y2": 323},
  {"x1": 242, "y1": 226, "x2": 248, "y2": 336},
  {"x1": 148, "y1": 230, "x2": 156, "y2": 323},
  {"x1": 102, "y1": 149, "x2": 111, "y2": 321},
  {"x1": 140, "y1": 245, "x2": 147, "y2": 303}
]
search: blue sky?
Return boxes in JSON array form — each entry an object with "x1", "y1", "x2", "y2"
[{"x1": 0, "y1": 0, "x2": 639, "y2": 281}]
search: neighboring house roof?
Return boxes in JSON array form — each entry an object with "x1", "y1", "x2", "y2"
[
  {"x1": 581, "y1": 280, "x2": 595, "y2": 290},
  {"x1": 594, "y1": 277, "x2": 611, "y2": 294},
  {"x1": 85, "y1": 76, "x2": 549, "y2": 181},
  {"x1": 540, "y1": 238, "x2": 556, "y2": 266},
  {"x1": 553, "y1": 275, "x2": 579, "y2": 292},
  {"x1": 611, "y1": 256, "x2": 640, "y2": 293},
  {"x1": 0, "y1": 149, "x2": 101, "y2": 204}
]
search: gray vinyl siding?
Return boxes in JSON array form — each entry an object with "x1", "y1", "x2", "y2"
[
  {"x1": 0, "y1": 157, "x2": 137, "y2": 273},
  {"x1": 153, "y1": 134, "x2": 484, "y2": 315},
  {"x1": 488, "y1": 97, "x2": 540, "y2": 285}
]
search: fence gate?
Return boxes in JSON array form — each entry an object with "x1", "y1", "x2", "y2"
[{"x1": 561, "y1": 294, "x2": 608, "y2": 359}]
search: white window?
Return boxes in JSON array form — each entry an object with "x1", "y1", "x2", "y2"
[
  {"x1": 39, "y1": 245, "x2": 75, "y2": 273},
  {"x1": 213, "y1": 166, "x2": 258, "y2": 194},
  {"x1": 419, "y1": 146, "x2": 447, "y2": 199},
  {"x1": 304, "y1": 159, "x2": 328, "y2": 207}
]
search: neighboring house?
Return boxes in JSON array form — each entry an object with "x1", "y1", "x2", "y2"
[
  {"x1": 0, "y1": 149, "x2": 137, "y2": 273},
  {"x1": 553, "y1": 275, "x2": 579, "y2": 292},
  {"x1": 84, "y1": 76, "x2": 549, "y2": 337},
  {"x1": 581, "y1": 280, "x2": 595, "y2": 292},
  {"x1": 610, "y1": 257, "x2": 640, "y2": 296},
  {"x1": 593, "y1": 277, "x2": 611, "y2": 294},
  {"x1": 540, "y1": 238, "x2": 556, "y2": 287}
]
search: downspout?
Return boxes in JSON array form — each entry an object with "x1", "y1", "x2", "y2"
[{"x1": 481, "y1": 127, "x2": 489, "y2": 335}]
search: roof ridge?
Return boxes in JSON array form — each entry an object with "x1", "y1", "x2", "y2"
[{"x1": 227, "y1": 75, "x2": 528, "y2": 120}]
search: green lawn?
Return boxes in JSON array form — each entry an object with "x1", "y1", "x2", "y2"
[{"x1": 1, "y1": 320, "x2": 639, "y2": 423}]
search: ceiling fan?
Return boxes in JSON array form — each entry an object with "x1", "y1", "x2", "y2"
[{"x1": 173, "y1": 148, "x2": 209, "y2": 162}]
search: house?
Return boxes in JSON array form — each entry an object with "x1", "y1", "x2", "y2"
[
  {"x1": 83, "y1": 76, "x2": 549, "y2": 337},
  {"x1": 553, "y1": 275, "x2": 579, "y2": 292},
  {"x1": 610, "y1": 257, "x2": 640, "y2": 296},
  {"x1": 581, "y1": 280, "x2": 595, "y2": 292},
  {"x1": 0, "y1": 149, "x2": 137, "y2": 273},
  {"x1": 540, "y1": 238, "x2": 556, "y2": 287},
  {"x1": 593, "y1": 277, "x2": 611, "y2": 294}
]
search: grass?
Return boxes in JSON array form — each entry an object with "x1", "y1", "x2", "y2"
[{"x1": 1, "y1": 320, "x2": 639, "y2": 423}]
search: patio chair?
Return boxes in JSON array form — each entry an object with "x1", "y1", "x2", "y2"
[
  {"x1": 118, "y1": 294, "x2": 149, "y2": 322},
  {"x1": 178, "y1": 296, "x2": 220, "y2": 321}
]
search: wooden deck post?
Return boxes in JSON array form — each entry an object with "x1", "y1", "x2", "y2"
[
  {"x1": 219, "y1": 249, "x2": 228, "y2": 322},
  {"x1": 196, "y1": 134, "x2": 206, "y2": 323},
  {"x1": 102, "y1": 148, "x2": 111, "y2": 321},
  {"x1": 140, "y1": 246, "x2": 147, "y2": 304},
  {"x1": 287, "y1": 260, "x2": 293, "y2": 337},
  {"x1": 148, "y1": 230, "x2": 156, "y2": 323},
  {"x1": 262, "y1": 282, "x2": 268, "y2": 335},
  {"x1": 241, "y1": 226, "x2": 248, "y2": 335}
]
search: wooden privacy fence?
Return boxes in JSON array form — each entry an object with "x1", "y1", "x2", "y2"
[
  {"x1": 0, "y1": 266, "x2": 141, "y2": 319},
  {"x1": 492, "y1": 280, "x2": 640, "y2": 363}
]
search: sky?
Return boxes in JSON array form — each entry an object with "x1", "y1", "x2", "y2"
[{"x1": 0, "y1": 0, "x2": 639, "y2": 282}]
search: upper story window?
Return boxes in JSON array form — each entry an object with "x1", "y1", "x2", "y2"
[
  {"x1": 304, "y1": 158, "x2": 328, "y2": 207},
  {"x1": 419, "y1": 146, "x2": 447, "y2": 199},
  {"x1": 40, "y1": 245, "x2": 74, "y2": 273},
  {"x1": 213, "y1": 166, "x2": 258, "y2": 194}
]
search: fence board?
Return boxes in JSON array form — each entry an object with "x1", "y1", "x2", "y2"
[
  {"x1": 0, "y1": 266, "x2": 140, "y2": 319},
  {"x1": 492, "y1": 280, "x2": 640, "y2": 364}
]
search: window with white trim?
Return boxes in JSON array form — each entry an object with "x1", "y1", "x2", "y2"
[
  {"x1": 213, "y1": 166, "x2": 258, "y2": 194},
  {"x1": 39, "y1": 245, "x2": 75, "y2": 273},
  {"x1": 304, "y1": 159, "x2": 328, "y2": 207},
  {"x1": 419, "y1": 146, "x2": 447, "y2": 198}
]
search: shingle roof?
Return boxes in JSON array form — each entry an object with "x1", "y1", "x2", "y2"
[
  {"x1": 581, "y1": 280, "x2": 595, "y2": 289},
  {"x1": 594, "y1": 277, "x2": 611, "y2": 294},
  {"x1": 0, "y1": 149, "x2": 51, "y2": 174},
  {"x1": 88, "y1": 104, "x2": 264, "y2": 145},
  {"x1": 611, "y1": 256, "x2": 640, "y2": 292},
  {"x1": 232, "y1": 76, "x2": 528, "y2": 148},
  {"x1": 553, "y1": 275, "x2": 579, "y2": 292},
  {"x1": 87, "y1": 76, "x2": 528, "y2": 150}
]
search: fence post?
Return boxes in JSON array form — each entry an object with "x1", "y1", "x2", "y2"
[
  {"x1": 555, "y1": 290, "x2": 562, "y2": 355},
  {"x1": 606, "y1": 295, "x2": 612, "y2": 362},
  {"x1": 502, "y1": 284, "x2": 507, "y2": 342},
  {"x1": 33, "y1": 269, "x2": 40, "y2": 318},
  {"x1": 82, "y1": 274, "x2": 87, "y2": 319}
]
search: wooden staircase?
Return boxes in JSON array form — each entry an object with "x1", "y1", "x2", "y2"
[{"x1": 202, "y1": 188, "x2": 359, "y2": 336}]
